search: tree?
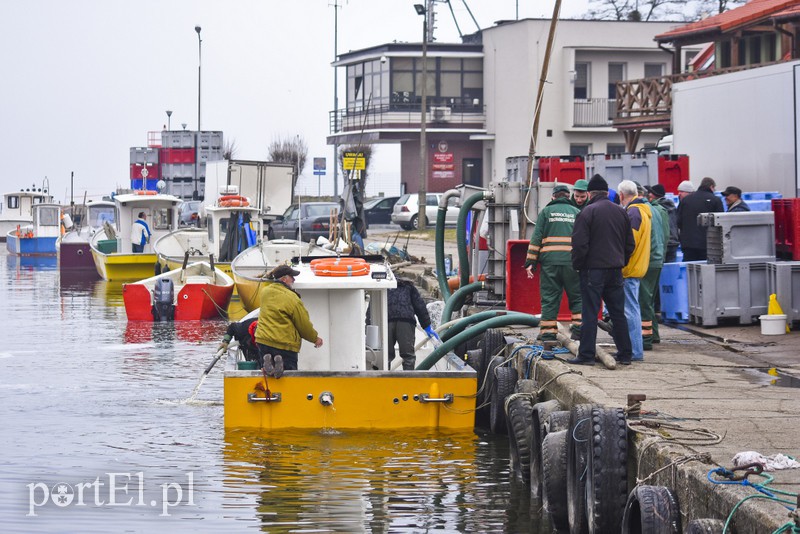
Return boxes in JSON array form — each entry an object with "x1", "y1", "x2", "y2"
[
  {"x1": 223, "y1": 139, "x2": 238, "y2": 160},
  {"x1": 586, "y1": 0, "x2": 744, "y2": 21},
  {"x1": 267, "y1": 135, "x2": 308, "y2": 187}
]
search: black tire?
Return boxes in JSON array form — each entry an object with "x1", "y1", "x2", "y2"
[
  {"x1": 476, "y1": 330, "x2": 505, "y2": 429},
  {"x1": 622, "y1": 485, "x2": 681, "y2": 534},
  {"x1": 529, "y1": 399, "x2": 562, "y2": 501},
  {"x1": 465, "y1": 348, "x2": 486, "y2": 429},
  {"x1": 515, "y1": 379, "x2": 538, "y2": 395},
  {"x1": 567, "y1": 403, "x2": 596, "y2": 534},
  {"x1": 411, "y1": 214, "x2": 427, "y2": 230},
  {"x1": 542, "y1": 430, "x2": 570, "y2": 532},
  {"x1": 482, "y1": 329, "x2": 506, "y2": 364},
  {"x1": 684, "y1": 518, "x2": 724, "y2": 534},
  {"x1": 489, "y1": 365, "x2": 517, "y2": 435},
  {"x1": 400, "y1": 223, "x2": 412, "y2": 231},
  {"x1": 506, "y1": 393, "x2": 534, "y2": 483},
  {"x1": 585, "y1": 407, "x2": 629, "y2": 534},
  {"x1": 465, "y1": 348, "x2": 482, "y2": 374},
  {"x1": 547, "y1": 410, "x2": 571, "y2": 434}
]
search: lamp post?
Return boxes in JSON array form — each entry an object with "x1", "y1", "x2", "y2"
[
  {"x1": 414, "y1": 3, "x2": 428, "y2": 230},
  {"x1": 194, "y1": 25, "x2": 202, "y2": 200},
  {"x1": 166, "y1": 110, "x2": 172, "y2": 131}
]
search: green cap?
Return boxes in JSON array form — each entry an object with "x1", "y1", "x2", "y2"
[{"x1": 573, "y1": 179, "x2": 589, "y2": 191}]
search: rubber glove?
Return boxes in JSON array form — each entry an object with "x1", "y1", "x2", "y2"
[
  {"x1": 218, "y1": 334, "x2": 232, "y2": 353},
  {"x1": 424, "y1": 326, "x2": 440, "y2": 341}
]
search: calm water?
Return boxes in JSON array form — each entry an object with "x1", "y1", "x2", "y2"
[{"x1": 0, "y1": 249, "x2": 545, "y2": 533}]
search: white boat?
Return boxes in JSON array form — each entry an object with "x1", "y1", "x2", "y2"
[
  {"x1": 0, "y1": 181, "x2": 55, "y2": 243},
  {"x1": 89, "y1": 191, "x2": 181, "y2": 282},
  {"x1": 6, "y1": 203, "x2": 62, "y2": 256},
  {"x1": 223, "y1": 258, "x2": 477, "y2": 430},
  {"x1": 58, "y1": 200, "x2": 116, "y2": 272},
  {"x1": 153, "y1": 196, "x2": 264, "y2": 275},
  {"x1": 230, "y1": 239, "x2": 337, "y2": 311}
]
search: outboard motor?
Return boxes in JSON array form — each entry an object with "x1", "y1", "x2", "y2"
[{"x1": 152, "y1": 278, "x2": 175, "y2": 321}]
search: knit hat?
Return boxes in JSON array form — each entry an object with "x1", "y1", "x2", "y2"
[
  {"x1": 553, "y1": 184, "x2": 570, "y2": 194},
  {"x1": 270, "y1": 265, "x2": 301, "y2": 279},
  {"x1": 645, "y1": 184, "x2": 666, "y2": 198},
  {"x1": 587, "y1": 174, "x2": 608, "y2": 192},
  {"x1": 677, "y1": 180, "x2": 695, "y2": 193},
  {"x1": 573, "y1": 179, "x2": 589, "y2": 192}
]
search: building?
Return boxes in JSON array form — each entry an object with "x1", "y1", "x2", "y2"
[{"x1": 328, "y1": 18, "x2": 700, "y2": 191}]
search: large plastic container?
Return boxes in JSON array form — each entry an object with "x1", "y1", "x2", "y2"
[
  {"x1": 688, "y1": 262, "x2": 768, "y2": 326},
  {"x1": 96, "y1": 239, "x2": 118, "y2": 254},
  {"x1": 505, "y1": 239, "x2": 574, "y2": 320},
  {"x1": 659, "y1": 262, "x2": 691, "y2": 323},
  {"x1": 700, "y1": 211, "x2": 775, "y2": 264},
  {"x1": 772, "y1": 198, "x2": 800, "y2": 260},
  {"x1": 536, "y1": 156, "x2": 585, "y2": 184},
  {"x1": 767, "y1": 261, "x2": 800, "y2": 324},
  {"x1": 657, "y1": 154, "x2": 690, "y2": 194}
]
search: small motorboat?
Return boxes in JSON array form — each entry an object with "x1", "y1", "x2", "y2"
[
  {"x1": 222, "y1": 258, "x2": 477, "y2": 430},
  {"x1": 0, "y1": 179, "x2": 55, "y2": 243},
  {"x1": 122, "y1": 258, "x2": 234, "y2": 321},
  {"x1": 6, "y1": 203, "x2": 62, "y2": 256},
  {"x1": 58, "y1": 200, "x2": 116, "y2": 272},
  {"x1": 230, "y1": 239, "x2": 337, "y2": 311}
]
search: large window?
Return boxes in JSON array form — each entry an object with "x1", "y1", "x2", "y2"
[
  {"x1": 574, "y1": 62, "x2": 589, "y2": 99},
  {"x1": 570, "y1": 144, "x2": 590, "y2": 157},
  {"x1": 347, "y1": 59, "x2": 389, "y2": 111},
  {"x1": 389, "y1": 57, "x2": 483, "y2": 111},
  {"x1": 644, "y1": 63, "x2": 664, "y2": 79},
  {"x1": 608, "y1": 62, "x2": 626, "y2": 99}
]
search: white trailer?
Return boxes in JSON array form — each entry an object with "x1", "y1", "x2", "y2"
[
  {"x1": 205, "y1": 160, "x2": 294, "y2": 222},
  {"x1": 671, "y1": 60, "x2": 799, "y2": 197}
]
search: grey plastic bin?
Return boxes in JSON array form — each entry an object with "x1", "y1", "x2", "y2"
[{"x1": 688, "y1": 262, "x2": 768, "y2": 326}]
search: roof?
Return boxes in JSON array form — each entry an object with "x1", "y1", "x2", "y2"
[{"x1": 655, "y1": 0, "x2": 800, "y2": 43}]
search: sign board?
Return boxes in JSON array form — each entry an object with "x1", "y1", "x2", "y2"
[
  {"x1": 343, "y1": 151, "x2": 366, "y2": 171},
  {"x1": 313, "y1": 157, "x2": 326, "y2": 171},
  {"x1": 432, "y1": 171, "x2": 455, "y2": 179},
  {"x1": 432, "y1": 163, "x2": 455, "y2": 171},
  {"x1": 433, "y1": 152, "x2": 453, "y2": 163}
]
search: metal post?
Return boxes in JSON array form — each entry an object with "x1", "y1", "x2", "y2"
[
  {"x1": 415, "y1": 4, "x2": 428, "y2": 230},
  {"x1": 333, "y1": 1, "x2": 340, "y2": 200},
  {"x1": 194, "y1": 26, "x2": 202, "y2": 200}
]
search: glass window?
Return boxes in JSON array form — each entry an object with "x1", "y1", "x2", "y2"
[
  {"x1": 283, "y1": 206, "x2": 298, "y2": 219},
  {"x1": 574, "y1": 62, "x2": 589, "y2": 99},
  {"x1": 570, "y1": 144, "x2": 590, "y2": 157},
  {"x1": 644, "y1": 63, "x2": 664, "y2": 78},
  {"x1": 426, "y1": 195, "x2": 439, "y2": 206},
  {"x1": 606, "y1": 143, "x2": 626, "y2": 154},
  {"x1": 441, "y1": 58, "x2": 461, "y2": 71},
  {"x1": 393, "y1": 58, "x2": 413, "y2": 70},
  {"x1": 441, "y1": 72, "x2": 461, "y2": 97},
  {"x1": 608, "y1": 62, "x2": 626, "y2": 99},
  {"x1": 392, "y1": 71, "x2": 413, "y2": 93},
  {"x1": 39, "y1": 207, "x2": 59, "y2": 226},
  {"x1": 463, "y1": 58, "x2": 482, "y2": 70},
  {"x1": 7, "y1": 196, "x2": 19, "y2": 209},
  {"x1": 152, "y1": 208, "x2": 173, "y2": 230},
  {"x1": 90, "y1": 206, "x2": 115, "y2": 226}
]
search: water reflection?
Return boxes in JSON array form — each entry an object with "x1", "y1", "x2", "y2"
[{"x1": 6, "y1": 253, "x2": 58, "y2": 273}]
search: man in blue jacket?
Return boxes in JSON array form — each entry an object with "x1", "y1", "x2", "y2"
[{"x1": 130, "y1": 212, "x2": 152, "y2": 253}]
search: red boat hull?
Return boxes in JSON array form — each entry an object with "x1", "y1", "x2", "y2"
[{"x1": 123, "y1": 282, "x2": 233, "y2": 321}]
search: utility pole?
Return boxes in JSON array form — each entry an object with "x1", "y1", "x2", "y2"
[{"x1": 415, "y1": 3, "x2": 428, "y2": 230}]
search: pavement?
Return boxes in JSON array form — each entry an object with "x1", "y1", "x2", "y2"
[{"x1": 367, "y1": 228, "x2": 800, "y2": 533}]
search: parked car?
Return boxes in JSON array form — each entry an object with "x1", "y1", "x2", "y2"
[
  {"x1": 179, "y1": 200, "x2": 202, "y2": 227},
  {"x1": 363, "y1": 196, "x2": 400, "y2": 228},
  {"x1": 391, "y1": 193, "x2": 460, "y2": 230},
  {"x1": 268, "y1": 202, "x2": 339, "y2": 242}
]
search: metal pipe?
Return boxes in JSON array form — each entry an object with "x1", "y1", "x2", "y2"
[
  {"x1": 435, "y1": 188, "x2": 461, "y2": 300},
  {"x1": 457, "y1": 191, "x2": 490, "y2": 289}
]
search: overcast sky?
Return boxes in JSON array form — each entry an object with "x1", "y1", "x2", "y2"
[{"x1": 0, "y1": 0, "x2": 591, "y2": 203}]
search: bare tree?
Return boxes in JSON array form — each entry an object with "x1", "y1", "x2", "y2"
[
  {"x1": 223, "y1": 139, "x2": 238, "y2": 160},
  {"x1": 587, "y1": 0, "x2": 744, "y2": 21},
  {"x1": 267, "y1": 135, "x2": 308, "y2": 186}
]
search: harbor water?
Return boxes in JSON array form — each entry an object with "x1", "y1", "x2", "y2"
[{"x1": 0, "y1": 249, "x2": 545, "y2": 533}]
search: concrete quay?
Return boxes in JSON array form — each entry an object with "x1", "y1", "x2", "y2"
[{"x1": 367, "y1": 228, "x2": 800, "y2": 533}]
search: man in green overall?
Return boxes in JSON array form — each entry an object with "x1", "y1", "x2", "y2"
[{"x1": 525, "y1": 184, "x2": 582, "y2": 341}]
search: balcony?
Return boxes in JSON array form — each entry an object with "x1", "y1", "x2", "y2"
[
  {"x1": 573, "y1": 98, "x2": 616, "y2": 127},
  {"x1": 329, "y1": 100, "x2": 486, "y2": 135}
]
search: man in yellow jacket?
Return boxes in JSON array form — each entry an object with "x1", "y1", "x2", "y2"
[
  {"x1": 618, "y1": 180, "x2": 651, "y2": 362},
  {"x1": 255, "y1": 264, "x2": 323, "y2": 377}
]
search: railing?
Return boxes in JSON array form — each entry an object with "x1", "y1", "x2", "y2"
[
  {"x1": 329, "y1": 102, "x2": 486, "y2": 134},
  {"x1": 573, "y1": 98, "x2": 616, "y2": 127}
]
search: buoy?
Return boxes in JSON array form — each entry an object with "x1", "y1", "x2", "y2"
[
  {"x1": 310, "y1": 257, "x2": 369, "y2": 277},
  {"x1": 135, "y1": 190, "x2": 157, "y2": 195},
  {"x1": 218, "y1": 195, "x2": 249, "y2": 207}
]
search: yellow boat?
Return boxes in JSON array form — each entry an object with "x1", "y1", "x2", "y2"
[
  {"x1": 153, "y1": 199, "x2": 264, "y2": 276},
  {"x1": 224, "y1": 260, "x2": 477, "y2": 430},
  {"x1": 90, "y1": 192, "x2": 181, "y2": 282}
]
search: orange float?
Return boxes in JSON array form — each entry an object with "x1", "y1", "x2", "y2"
[
  {"x1": 310, "y1": 257, "x2": 369, "y2": 277},
  {"x1": 135, "y1": 190, "x2": 157, "y2": 195}
]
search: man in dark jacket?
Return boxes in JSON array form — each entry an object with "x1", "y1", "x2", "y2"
[
  {"x1": 677, "y1": 177, "x2": 724, "y2": 261},
  {"x1": 388, "y1": 278, "x2": 433, "y2": 370},
  {"x1": 722, "y1": 186, "x2": 751, "y2": 212},
  {"x1": 218, "y1": 316, "x2": 259, "y2": 362},
  {"x1": 646, "y1": 184, "x2": 679, "y2": 263},
  {"x1": 570, "y1": 174, "x2": 635, "y2": 365}
]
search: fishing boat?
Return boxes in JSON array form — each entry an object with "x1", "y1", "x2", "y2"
[
  {"x1": 223, "y1": 258, "x2": 477, "y2": 430},
  {"x1": 153, "y1": 195, "x2": 263, "y2": 275},
  {"x1": 58, "y1": 200, "x2": 116, "y2": 272},
  {"x1": 230, "y1": 239, "x2": 338, "y2": 311},
  {"x1": 6, "y1": 203, "x2": 63, "y2": 256},
  {"x1": 0, "y1": 181, "x2": 55, "y2": 242},
  {"x1": 123, "y1": 260, "x2": 234, "y2": 321},
  {"x1": 89, "y1": 191, "x2": 181, "y2": 282}
]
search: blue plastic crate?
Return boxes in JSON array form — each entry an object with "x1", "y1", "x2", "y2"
[
  {"x1": 742, "y1": 191, "x2": 782, "y2": 201},
  {"x1": 746, "y1": 200, "x2": 773, "y2": 212},
  {"x1": 660, "y1": 262, "x2": 690, "y2": 323}
]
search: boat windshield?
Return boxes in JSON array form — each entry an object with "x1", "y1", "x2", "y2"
[
  {"x1": 90, "y1": 206, "x2": 116, "y2": 227},
  {"x1": 151, "y1": 208, "x2": 175, "y2": 230},
  {"x1": 38, "y1": 207, "x2": 60, "y2": 226}
]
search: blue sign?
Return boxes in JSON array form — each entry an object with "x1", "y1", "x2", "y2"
[{"x1": 313, "y1": 170, "x2": 326, "y2": 176}]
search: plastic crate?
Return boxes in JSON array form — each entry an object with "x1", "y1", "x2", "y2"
[
  {"x1": 772, "y1": 198, "x2": 800, "y2": 260},
  {"x1": 767, "y1": 261, "x2": 800, "y2": 324},
  {"x1": 96, "y1": 239, "x2": 118, "y2": 254},
  {"x1": 688, "y1": 262, "x2": 768, "y2": 326},
  {"x1": 505, "y1": 239, "x2": 574, "y2": 320},
  {"x1": 745, "y1": 200, "x2": 773, "y2": 212},
  {"x1": 657, "y1": 154, "x2": 690, "y2": 194},
  {"x1": 742, "y1": 191, "x2": 781, "y2": 201},
  {"x1": 659, "y1": 262, "x2": 691, "y2": 323},
  {"x1": 701, "y1": 211, "x2": 775, "y2": 264},
  {"x1": 535, "y1": 156, "x2": 585, "y2": 184}
]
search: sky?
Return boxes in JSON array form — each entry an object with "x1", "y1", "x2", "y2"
[{"x1": 0, "y1": 0, "x2": 591, "y2": 203}]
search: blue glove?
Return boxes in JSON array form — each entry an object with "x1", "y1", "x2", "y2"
[{"x1": 424, "y1": 326, "x2": 440, "y2": 341}]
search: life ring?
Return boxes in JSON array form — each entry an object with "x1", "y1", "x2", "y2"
[
  {"x1": 135, "y1": 190, "x2": 157, "y2": 195},
  {"x1": 219, "y1": 195, "x2": 249, "y2": 207},
  {"x1": 310, "y1": 257, "x2": 369, "y2": 277}
]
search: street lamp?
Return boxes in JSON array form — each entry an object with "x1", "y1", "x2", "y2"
[
  {"x1": 165, "y1": 110, "x2": 172, "y2": 131},
  {"x1": 414, "y1": 3, "x2": 428, "y2": 230},
  {"x1": 194, "y1": 25, "x2": 202, "y2": 201}
]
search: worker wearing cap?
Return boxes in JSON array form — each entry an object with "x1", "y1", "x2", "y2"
[
  {"x1": 525, "y1": 184, "x2": 582, "y2": 341},
  {"x1": 722, "y1": 186, "x2": 750, "y2": 212},
  {"x1": 640, "y1": 185, "x2": 669, "y2": 350},
  {"x1": 255, "y1": 264, "x2": 323, "y2": 377},
  {"x1": 571, "y1": 179, "x2": 589, "y2": 210}
]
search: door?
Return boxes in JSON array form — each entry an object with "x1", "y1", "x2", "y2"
[
  {"x1": 462, "y1": 158, "x2": 482, "y2": 187},
  {"x1": 272, "y1": 205, "x2": 299, "y2": 239}
]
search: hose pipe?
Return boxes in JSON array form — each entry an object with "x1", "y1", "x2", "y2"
[
  {"x1": 440, "y1": 310, "x2": 523, "y2": 343},
  {"x1": 436, "y1": 189, "x2": 461, "y2": 302},
  {"x1": 441, "y1": 281, "x2": 485, "y2": 324},
  {"x1": 457, "y1": 191, "x2": 491, "y2": 290},
  {"x1": 415, "y1": 313, "x2": 541, "y2": 370}
]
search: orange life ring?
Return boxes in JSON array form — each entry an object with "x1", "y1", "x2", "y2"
[
  {"x1": 219, "y1": 198, "x2": 249, "y2": 207},
  {"x1": 135, "y1": 190, "x2": 157, "y2": 195},
  {"x1": 219, "y1": 194, "x2": 248, "y2": 205},
  {"x1": 310, "y1": 257, "x2": 369, "y2": 277}
]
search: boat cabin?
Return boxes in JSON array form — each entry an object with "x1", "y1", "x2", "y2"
[{"x1": 108, "y1": 192, "x2": 181, "y2": 254}]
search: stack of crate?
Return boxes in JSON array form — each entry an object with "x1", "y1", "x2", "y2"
[{"x1": 687, "y1": 212, "x2": 775, "y2": 326}]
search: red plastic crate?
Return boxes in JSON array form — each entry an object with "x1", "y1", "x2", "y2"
[
  {"x1": 773, "y1": 198, "x2": 800, "y2": 260},
  {"x1": 160, "y1": 148, "x2": 195, "y2": 164},
  {"x1": 657, "y1": 154, "x2": 689, "y2": 194},
  {"x1": 130, "y1": 163, "x2": 161, "y2": 179},
  {"x1": 505, "y1": 240, "x2": 574, "y2": 320},
  {"x1": 537, "y1": 156, "x2": 585, "y2": 184}
]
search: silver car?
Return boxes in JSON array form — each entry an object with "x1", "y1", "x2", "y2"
[{"x1": 391, "y1": 193, "x2": 460, "y2": 230}]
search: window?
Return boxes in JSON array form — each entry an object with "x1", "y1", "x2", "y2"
[
  {"x1": 7, "y1": 195, "x2": 19, "y2": 209},
  {"x1": 574, "y1": 62, "x2": 589, "y2": 99},
  {"x1": 749, "y1": 37, "x2": 762, "y2": 65},
  {"x1": 39, "y1": 207, "x2": 60, "y2": 226},
  {"x1": 426, "y1": 195, "x2": 439, "y2": 206},
  {"x1": 608, "y1": 63, "x2": 626, "y2": 99},
  {"x1": 152, "y1": 208, "x2": 173, "y2": 230},
  {"x1": 570, "y1": 144, "x2": 591, "y2": 157},
  {"x1": 606, "y1": 143, "x2": 626, "y2": 155},
  {"x1": 644, "y1": 63, "x2": 664, "y2": 78}
]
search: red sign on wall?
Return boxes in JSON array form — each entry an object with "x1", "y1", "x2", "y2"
[
  {"x1": 433, "y1": 152, "x2": 453, "y2": 163},
  {"x1": 432, "y1": 163, "x2": 455, "y2": 171}
]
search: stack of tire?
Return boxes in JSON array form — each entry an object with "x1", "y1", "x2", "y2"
[{"x1": 467, "y1": 329, "x2": 511, "y2": 432}]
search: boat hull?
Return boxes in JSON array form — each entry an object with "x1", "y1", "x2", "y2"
[
  {"x1": 123, "y1": 281, "x2": 233, "y2": 321},
  {"x1": 59, "y1": 241, "x2": 98, "y2": 272},
  {"x1": 91, "y1": 249, "x2": 158, "y2": 282},
  {"x1": 224, "y1": 371, "x2": 477, "y2": 430},
  {"x1": 6, "y1": 234, "x2": 58, "y2": 256}
]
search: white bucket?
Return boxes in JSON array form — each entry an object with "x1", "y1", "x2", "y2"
[
  {"x1": 759, "y1": 314, "x2": 787, "y2": 335},
  {"x1": 365, "y1": 325, "x2": 380, "y2": 349}
]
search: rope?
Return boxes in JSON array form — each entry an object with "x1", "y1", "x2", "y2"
[{"x1": 201, "y1": 288, "x2": 230, "y2": 319}]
